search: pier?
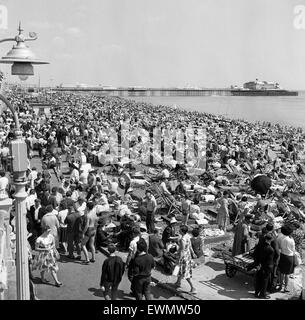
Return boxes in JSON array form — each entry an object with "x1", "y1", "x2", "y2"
[{"x1": 53, "y1": 87, "x2": 233, "y2": 97}]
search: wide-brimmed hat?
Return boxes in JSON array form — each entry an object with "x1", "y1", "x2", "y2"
[{"x1": 170, "y1": 217, "x2": 178, "y2": 224}]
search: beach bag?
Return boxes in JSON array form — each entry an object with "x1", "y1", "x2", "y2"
[{"x1": 172, "y1": 265, "x2": 180, "y2": 276}]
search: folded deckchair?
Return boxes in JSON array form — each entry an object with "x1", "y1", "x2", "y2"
[{"x1": 151, "y1": 184, "x2": 183, "y2": 216}]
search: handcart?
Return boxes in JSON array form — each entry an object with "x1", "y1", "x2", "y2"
[{"x1": 222, "y1": 250, "x2": 256, "y2": 278}]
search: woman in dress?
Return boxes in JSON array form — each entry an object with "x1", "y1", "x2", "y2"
[
  {"x1": 291, "y1": 222, "x2": 305, "y2": 264},
  {"x1": 190, "y1": 228, "x2": 203, "y2": 258},
  {"x1": 32, "y1": 226, "x2": 62, "y2": 287},
  {"x1": 175, "y1": 225, "x2": 197, "y2": 294},
  {"x1": 277, "y1": 225, "x2": 296, "y2": 292},
  {"x1": 231, "y1": 214, "x2": 252, "y2": 256},
  {"x1": 41, "y1": 204, "x2": 60, "y2": 248},
  {"x1": 216, "y1": 191, "x2": 230, "y2": 231}
]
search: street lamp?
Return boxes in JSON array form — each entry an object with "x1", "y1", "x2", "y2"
[
  {"x1": 0, "y1": 23, "x2": 49, "y2": 300},
  {"x1": 0, "y1": 22, "x2": 48, "y2": 80}
]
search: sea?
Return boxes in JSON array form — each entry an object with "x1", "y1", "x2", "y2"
[{"x1": 129, "y1": 91, "x2": 305, "y2": 129}]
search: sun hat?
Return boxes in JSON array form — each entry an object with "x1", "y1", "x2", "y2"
[{"x1": 170, "y1": 217, "x2": 178, "y2": 224}]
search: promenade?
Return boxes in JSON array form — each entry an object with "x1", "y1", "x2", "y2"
[{"x1": 4, "y1": 153, "x2": 302, "y2": 301}]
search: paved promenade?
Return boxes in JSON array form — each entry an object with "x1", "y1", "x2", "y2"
[{"x1": 5, "y1": 155, "x2": 304, "y2": 300}]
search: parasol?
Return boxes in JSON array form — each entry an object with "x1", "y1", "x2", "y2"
[{"x1": 250, "y1": 175, "x2": 272, "y2": 195}]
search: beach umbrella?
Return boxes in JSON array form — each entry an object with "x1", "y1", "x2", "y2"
[{"x1": 250, "y1": 175, "x2": 272, "y2": 195}]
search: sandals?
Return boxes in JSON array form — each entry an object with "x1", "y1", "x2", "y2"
[
  {"x1": 90, "y1": 259, "x2": 96, "y2": 263},
  {"x1": 55, "y1": 282, "x2": 63, "y2": 287},
  {"x1": 82, "y1": 260, "x2": 90, "y2": 265}
]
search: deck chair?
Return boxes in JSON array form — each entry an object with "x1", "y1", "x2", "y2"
[{"x1": 154, "y1": 184, "x2": 183, "y2": 216}]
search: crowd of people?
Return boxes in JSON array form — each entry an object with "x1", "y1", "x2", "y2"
[{"x1": 0, "y1": 87, "x2": 304, "y2": 300}]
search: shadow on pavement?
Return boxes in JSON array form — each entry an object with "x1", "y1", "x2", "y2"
[
  {"x1": 88, "y1": 287, "x2": 134, "y2": 300},
  {"x1": 88, "y1": 287, "x2": 103, "y2": 298},
  {"x1": 32, "y1": 276, "x2": 57, "y2": 287},
  {"x1": 200, "y1": 272, "x2": 255, "y2": 300},
  {"x1": 205, "y1": 261, "x2": 225, "y2": 272},
  {"x1": 31, "y1": 276, "x2": 43, "y2": 285},
  {"x1": 151, "y1": 285, "x2": 176, "y2": 300},
  {"x1": 59, "y1": 255, "x2": 83, "y2": 264}
]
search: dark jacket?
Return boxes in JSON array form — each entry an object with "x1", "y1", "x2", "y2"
[
  {"x1": 148, "y1": 234, "x2": 164, "y2": 258},
  {"x1": 191, "y1": 236, "x2": 203, "y2": 258},
  {"x1": 132, "y1": 253, "x2": 155, "y2": 278},
  {"x1": 65, "y1": 212, "x2": 81, "y2": 234},
  {"x1": 40, "y1": 193, "x2": 50, "y2": 207},
  {"x1": 253, "y1": 241, "x2": 274, "y2": 272},
  {"x1": 100, "y1": 255, "x2": 125, "y2": 286},
  {"x1": 258, "y1": 232, "x2": 280, "y2": 264},
  {"x1": 162, "y1": 226, "x2": 175, "y2": 246},
  {"x1": 96, "y1": 226, "x2": 110, "y2": 247}
]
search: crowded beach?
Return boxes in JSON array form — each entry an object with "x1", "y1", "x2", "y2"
[{"x1": 0, "y1": 87, "x2": 305, "y2": 300}]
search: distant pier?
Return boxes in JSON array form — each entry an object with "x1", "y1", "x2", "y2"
[
  {"x1": 53, "y1": 87, "x2": 232, "y2": 97},
  {"x1": 52, "y1": 87, "x2": 298, "y2": 97}
]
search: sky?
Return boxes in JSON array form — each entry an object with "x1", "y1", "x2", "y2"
[{"x1": 0, "y1": 0, "x2": 305, "y2": 88}]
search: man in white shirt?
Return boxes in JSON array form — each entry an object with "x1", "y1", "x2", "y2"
[
  {"x1": 76, "y1": 198, "x2": 86, "y2": 216},
  {"x1": 26, "y1": 189, "x2": 37, "y2": 212},
  {"x1": 126, "y1": 228, "x2": 141, "y2": 295},
  {"x1": 79, "y1": 169, "x2": 89, "y2": 185},
  {"x1": 61, "y1": 180, "x2": 70, "y2": 194},
  {"x1": 70, "y1": 164, "x2": 80, "y2": 183},
  {"x1": 28, "y1": 167, "x2": 38, "y2": 190},
  {"x1": 126, "y1": 229, "x2": 141, "y2": 266}
]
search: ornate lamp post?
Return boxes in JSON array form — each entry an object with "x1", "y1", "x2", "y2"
[{"x1": 0, "y1": 23, "x2": 49, "y2": 300}]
